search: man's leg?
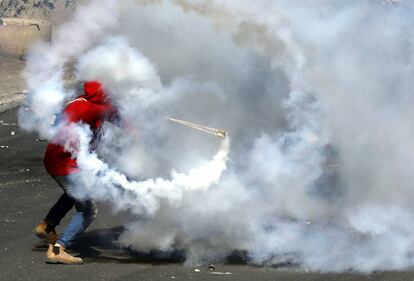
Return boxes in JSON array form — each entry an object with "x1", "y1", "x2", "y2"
[
  {"x1": 47, "y1": 200, "x2": 97, "y2": 264},
  {"x1": 46, "y1": 174, "x2": 97, "y2": 265},
  {"x1": 44, "y1": 193, "x2": 74, "y2": 227},
  {"x1": 55, "y1": 199, "x2": 98, "y2": 249},
  {"x1": 35, "y1": 177, "x2": 75, "y2": 243}
]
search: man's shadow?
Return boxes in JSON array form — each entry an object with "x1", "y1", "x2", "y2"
[
  {"x1": 33, "y1": 226, "x2": 186, "y2": 264},
  {"x1": 33, "y1": 226, "x2": 250, "y2": 265},
  {"x1": 75, "y1": 226, "x2": 188, "y2": 264}
]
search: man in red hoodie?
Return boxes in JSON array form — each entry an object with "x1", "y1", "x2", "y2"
[{"x1": 34, "y1": 81, "x2": 119, "y2": 264}]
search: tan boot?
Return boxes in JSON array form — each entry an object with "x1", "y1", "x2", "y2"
[
  {"x1": 34, "y1": 220, "x2": 58, "y2": 244},
  {"x1": 46, "y1": 244, "x2": 83, "y2": 265}
]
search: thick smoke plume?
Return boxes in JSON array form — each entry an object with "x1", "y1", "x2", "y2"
[{"x1": 18, "y1": 0, "x2": 414, "y2": 272}]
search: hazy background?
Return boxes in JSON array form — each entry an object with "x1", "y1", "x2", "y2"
[{"x1": 17, "y1": 0, "x2": 414, "y2": 272}]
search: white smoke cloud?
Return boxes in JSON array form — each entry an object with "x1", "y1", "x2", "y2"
[
  {"x1": 18, "y1": 0, "x2": 123, "y2": 138},
  {"x1": 66, "y1": 123, "x2": 230, "y2": 215},
  {"x1": 18, "y1": 0, "x2": 414, "y2": 272},
  {"x1": 76, "y1": 36, "x2": 162, "y2": 91}
]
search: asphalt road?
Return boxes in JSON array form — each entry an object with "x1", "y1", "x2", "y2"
[{"x1": 1, "y1": 108, "x2": 414, "y2": 281}]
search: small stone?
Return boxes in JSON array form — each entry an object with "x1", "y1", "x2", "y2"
[
  {"x1": 208, "y1": 265, "x2": 215, "y2": 271},
  {"x1": 194, "y1": 269, "x2": 200, "y2": 272},
  {"x1": 10, "y1": 131, "x2": 15, "y2": 136}
]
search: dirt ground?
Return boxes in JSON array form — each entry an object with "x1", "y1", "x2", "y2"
[
  {"x1": 0, "y1": 0, "x2": 77, "y2": 24},
  {"x1": 0, "y1": 56, "x2": 26, "y2": 112}
]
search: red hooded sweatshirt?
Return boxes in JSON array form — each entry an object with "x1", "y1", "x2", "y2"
[{"x1": 44, "y1": 81, "x2": 118, "y2": 176}]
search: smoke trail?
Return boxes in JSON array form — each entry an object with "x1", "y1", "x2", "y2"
[
  {"x1": 69, "y1": 124, "x2": 230, "y2": 216},
  {"x1": 19, "y1": 0, "x2": 414, "y2": 272}
]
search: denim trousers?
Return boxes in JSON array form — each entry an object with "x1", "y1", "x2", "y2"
[{"x1": 45, "y1": 174, "x2": 97, "y2": 248}]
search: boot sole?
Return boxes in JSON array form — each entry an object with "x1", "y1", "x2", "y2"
[
  {"x1": 45, "y1": 258, "x2": 59, "y2": 264},
  {"x1": 46, "y1": 258, "x2": 83, "y2": 265}
]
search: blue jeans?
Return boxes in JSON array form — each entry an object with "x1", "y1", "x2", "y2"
[{"x1": 45, "y1": 174, "x2": 97, "y2": 248}]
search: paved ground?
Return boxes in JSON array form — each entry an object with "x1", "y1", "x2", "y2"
[
  {"x1": 0, "y1": 56, "x2": 414, "y2": 281},
  {"x1": 2, "y1": 108, "x2": 414, "y2": 280}
]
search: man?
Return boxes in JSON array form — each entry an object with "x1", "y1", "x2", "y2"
[{"x1": 34, "y1": 81, "x2": 119, "y2": 264}]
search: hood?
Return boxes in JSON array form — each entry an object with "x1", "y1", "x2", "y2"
[{"x1": 80, "y1": 81, "x2": 109, "y2": 105}]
